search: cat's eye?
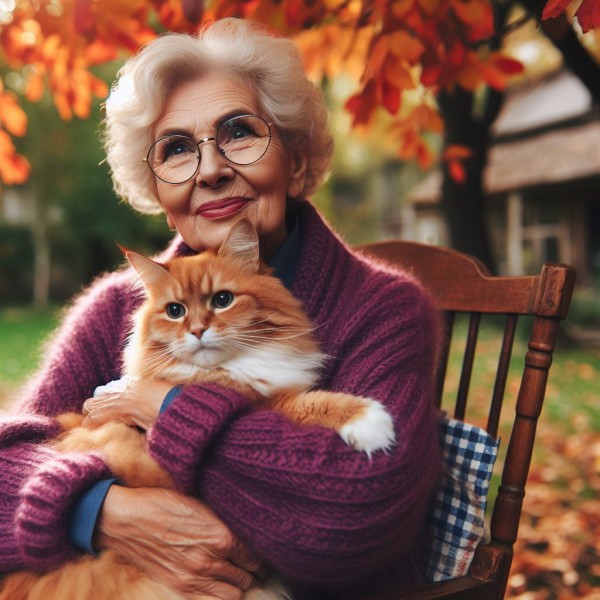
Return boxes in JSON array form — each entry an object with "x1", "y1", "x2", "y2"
[
  {"x1": 211, "y1": 291, "x2": 234, "y2": 310},
  {"x1": 166, "y1": 302, "x2": 186, "y2": 319}
]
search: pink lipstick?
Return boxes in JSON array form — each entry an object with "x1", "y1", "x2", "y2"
[{"x1": 195, "y1": 198, "x2": 253, "y2": 220}]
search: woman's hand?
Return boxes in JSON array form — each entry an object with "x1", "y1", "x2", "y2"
[
  {"x1": 81, "y1": 377, "x2": 172, "y2": 430},
  {"x1": 96, "y1": 486, "x2": 265, "y2": 600}
]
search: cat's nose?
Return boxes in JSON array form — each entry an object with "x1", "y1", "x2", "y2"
[{"x1": 190, "y1": 327, "x2": 207, "y2": 339}]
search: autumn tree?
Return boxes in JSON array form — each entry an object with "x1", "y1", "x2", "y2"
[{"x1": 0, "y1": 0, "x2": 598, "y2": 272}]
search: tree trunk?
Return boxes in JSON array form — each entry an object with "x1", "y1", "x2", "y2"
[
  {"x1": 436, "y1": 2, "x2": 517, "y2": 274},
  {"x1": 437, "y1": 86, "x2": 500, "y2": 273},
  {"x1": 31, "y1": 192, "x2": 50, "y2": 309}
]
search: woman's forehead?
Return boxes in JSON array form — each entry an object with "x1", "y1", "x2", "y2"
[{"x1": 155, "y1": 74, "x2": 260, "y2": 138}]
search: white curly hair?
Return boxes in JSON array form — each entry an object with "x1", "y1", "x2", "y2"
[{"x1": 103, "y1": 18, "x2": 334, "y2": 214}]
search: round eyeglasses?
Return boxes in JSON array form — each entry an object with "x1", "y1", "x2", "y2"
[{"x1": 144, "y1": 114, "x2": 272, "y2": 185}]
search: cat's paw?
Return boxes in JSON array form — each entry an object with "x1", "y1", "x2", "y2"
[{"x1": 339, "y1": 399, "x2": 396, "y2": 457}]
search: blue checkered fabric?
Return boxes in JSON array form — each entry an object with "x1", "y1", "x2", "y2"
[{"x1": 424, "y1": 416, "x2": 500, "y2": 582}]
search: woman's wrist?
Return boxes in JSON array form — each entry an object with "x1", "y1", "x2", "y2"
[{"x1": 94, "y1": 484, "x2": 129, "y2": 551}]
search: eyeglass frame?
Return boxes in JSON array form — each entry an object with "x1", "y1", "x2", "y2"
[{"x1": 142, "y1": 114, "x2": 274, "y2": 185}]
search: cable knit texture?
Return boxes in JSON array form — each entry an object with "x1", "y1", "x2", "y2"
[{"x1": 0, "y1": 201, "x2": 441, "y2": 598}]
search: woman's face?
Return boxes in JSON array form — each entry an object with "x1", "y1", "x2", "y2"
[{"x1": 151, "y1": 74, "x2": 306, "y2": 257}]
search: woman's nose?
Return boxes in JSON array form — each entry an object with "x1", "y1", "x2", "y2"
[{"x1": 195, "y1": 143, "x2": 235, "y2": 188}]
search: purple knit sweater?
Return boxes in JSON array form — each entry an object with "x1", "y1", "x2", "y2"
[{"x1": 0, "y1": 201, "x2": 441, "y2": 598}]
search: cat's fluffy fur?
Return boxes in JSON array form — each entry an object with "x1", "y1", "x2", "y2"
[{"x1": 0, "y1": 219, "x2": 394, "y2": 600}]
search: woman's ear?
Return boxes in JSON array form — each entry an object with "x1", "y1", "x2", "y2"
[{"x1": 287, "y1": 152, "x2": 307, "y2": 198}]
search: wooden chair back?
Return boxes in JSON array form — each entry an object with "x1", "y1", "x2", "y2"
[{"x1": 357, "y1": 240, "x2": 576, "y2": 600}]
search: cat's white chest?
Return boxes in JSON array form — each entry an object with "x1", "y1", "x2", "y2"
[{"x1": 222, "y1": 346, "x2": 325, "y2": 396}]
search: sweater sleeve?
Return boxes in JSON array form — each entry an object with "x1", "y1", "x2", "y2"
[
  {"x1": 0, "y1": 273, "x2": 132, "y2": 571},
  {"x1": 147, "y1": 275, "x2": 442, "y2": 591}
]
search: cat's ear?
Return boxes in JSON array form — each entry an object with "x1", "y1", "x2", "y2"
[
  {"x1": 122, "y1": 247, "x2": 172, "y2": 291},
  {"x1": 218, "y1": 219, "x2": 260, "y2": 272}
]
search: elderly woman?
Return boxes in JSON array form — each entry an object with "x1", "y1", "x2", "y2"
[{"x1": 0, "y1": 18, "x2": 441, "y2": 600}]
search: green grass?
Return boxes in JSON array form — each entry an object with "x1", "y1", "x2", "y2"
[
  {"x1": 0, "y1": 305, "x2": 61, "y2": 401},
  {"x1": 441, "y1": 315, "x2": 600, "y2": 433}
]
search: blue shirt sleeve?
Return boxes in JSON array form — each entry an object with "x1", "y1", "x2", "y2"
[
  {"x1": 69, "y1": 478, "x2": 117, "y2": 553},
  {"x1": 160, "y1": 385, "x2": 182, "y2": 413}
]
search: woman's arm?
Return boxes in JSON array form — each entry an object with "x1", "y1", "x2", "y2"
[
  {"x1": 0, "y1": 274, "x2": 131, "y2": 570},
  {"x1": 14, "y1": 272, "x2": 131, "y2": 417},
  {"x1": 147, "y1": 278, "x2": 442, "y2": 589}
]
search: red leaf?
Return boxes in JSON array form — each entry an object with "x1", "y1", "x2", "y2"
[
  {"x1": 345, "y1": 81, "x2": 376, "y2": 126},
  {"x1": 181, "y1": 0, "x2": 204, "y2": 25},
  {"x1": 576, "y1": 0, "x2": 600, "y2": 33},
  {"x1": 491, "y1": 55, "x2": 524, "y2": 75},
  {"x1": 74, "y1": 0, "x2": 94, "y2": 36},
  {"x1": 542, "y1": 0, "x2": 571, "y2": 20},
  {"x1": 381, "y1": 79, "x2": 401, "y2": 115},
  {"x1": 448, "y1": 159, "x2": 466, "y2": 183}
]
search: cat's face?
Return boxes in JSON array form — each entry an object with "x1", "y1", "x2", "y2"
[
  {"x1": 126, "y1": 219, "x2": 317, "y2": 382},
  {"x1": 137, "y1": 255, "x2": 291, "y2": 371}
]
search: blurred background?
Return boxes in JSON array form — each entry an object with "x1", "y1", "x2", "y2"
[{"x1": 0, "y1": 1, "x2": 599, "y2": 597}]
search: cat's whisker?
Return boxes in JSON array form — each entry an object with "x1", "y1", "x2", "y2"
[
  {"x1": 138, "y1": 349, "x2": 178, "y2": 378},
  {"x1": 227, "y1": 328, "x2": 319, "y2": 342}
]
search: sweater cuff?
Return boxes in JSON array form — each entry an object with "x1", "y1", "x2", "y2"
[
  {"x1": 16, "y1": 452, "x2": 112, "y2": 571},
  {"x1": 147, "y1": 383, "x2": 252, "y2": 493}
]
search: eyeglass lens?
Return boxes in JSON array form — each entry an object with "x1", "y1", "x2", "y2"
[{"x1": 146, "y1": 115, "x2": 271, "y2": 184}]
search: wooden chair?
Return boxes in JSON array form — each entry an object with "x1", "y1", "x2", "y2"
[{"x1": 357, "y1": 240, "x2": 576, "y2": 600}]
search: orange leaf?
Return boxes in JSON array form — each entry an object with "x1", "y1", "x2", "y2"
[
  {"x1": 416, "y1": 140, "x2": 434, "y2": 169},
  {"x1": 392, "y1": 0, "x2": 416, "y2": 18},
  {"x1": 0, "y1": 92, "x2": 28, "y2": 137},
  {"x1": 477, "y1": 60, "x2": 510, "y2": 91},
  {"x1": 0, "y1": 131, "x2": 30, "y2": 185},
  {"x1": 417, "y1": 0, "x2": 440, "y2": 16},
  {"x1": 413, "y1": 104, "x2": 444, "y2": 133},
  {"x1": 451, "y1": 0, "x2": 495, "y2": 39},
  {"x1": 443, "y1": 144, "x2": 472, "y2": 160},
  {"x1": 364, "y1": 35, "x2": 391, "y2": 82},
  {"x1": 387, "y1": 30, "x2": 424, "y2": 62},
  {"x1": 85, "y1": 38, "x2": 119, "y2": 65},
  {"x1": 25, "y1": 72, "x2": 45, "y2": 102},
  {"x1": 384, "y1": 58, "x2": 415, "y2": 89},
  {"x1": 455, "y1": 62, "x2": 485, "y2": 91}
]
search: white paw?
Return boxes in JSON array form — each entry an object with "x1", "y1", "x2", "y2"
[{"x1": 339, "y1": 399, "x2": 396, "y2": 457}]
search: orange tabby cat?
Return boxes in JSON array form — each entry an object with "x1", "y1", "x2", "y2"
[{"x1": 0, "y1": 219, "x2": 394, "y2": 600}]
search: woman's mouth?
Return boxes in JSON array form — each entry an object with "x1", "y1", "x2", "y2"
[{"x1": 195, "y1": 197, "x2": 254, "y2": 220}]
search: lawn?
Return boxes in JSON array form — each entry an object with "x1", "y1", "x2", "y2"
[
  {"x1": 1, "y1": 306, "x2": 599, "y2": 598},
  {"x1": 0, "y1": 305, "x2": 61, "y2": 404}
]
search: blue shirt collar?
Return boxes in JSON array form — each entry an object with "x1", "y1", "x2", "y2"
[{"x1": 267, "y1": 205, "x2": 301, "y2": 291}]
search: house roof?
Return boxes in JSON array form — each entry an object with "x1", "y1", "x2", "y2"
[
  {"x1": 407, "y1": 69, "x2": 600, "y2": 203},
  {"x1": 486, "y1": 117, "x2": 600, "y2": 193},
  {"x1": 492, "y1": 68, "x2": 592, "y2": 136}
]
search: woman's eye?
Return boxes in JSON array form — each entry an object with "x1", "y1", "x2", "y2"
[
  {"x1": 211, "y1": 291, "x2": 234, "y2": 309},
  {"x1": 161, "y1": 138, "x2": 196, "y2": 161},
  {"x1": 231, "y1": 126, "x2": 253, "y2": 140},
  {"x1": 166, "y1": 303, "x2": 186, "y2": 319}
]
